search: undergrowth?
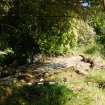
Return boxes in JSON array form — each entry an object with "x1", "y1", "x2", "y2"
[{"x1": 1, "y1": 69, "x2": 105, "y2": 105}]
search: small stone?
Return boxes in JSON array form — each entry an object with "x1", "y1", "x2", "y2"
[
  {"x1": 27, "y1": 82, "x2": 33, "y2": 86},
  {"x1": 40, "y1": 78, "x2": 44, "y2": 82}
]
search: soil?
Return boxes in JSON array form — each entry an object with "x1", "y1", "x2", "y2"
[{"x1": 0, "y1": 55, "x2": 105, "y2": 85}]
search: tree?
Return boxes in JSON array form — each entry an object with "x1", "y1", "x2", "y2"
[{"x1": 0, "y1": 0, "x2": 104, "y2": 65}]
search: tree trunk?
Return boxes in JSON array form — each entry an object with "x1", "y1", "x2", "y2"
[{"x1": 103, "y1": 0, "x2": 105, "y2": 10}]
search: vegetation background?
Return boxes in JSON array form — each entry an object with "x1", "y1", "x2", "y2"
[
  {"x1": 0, "y1": 0, "x2": 105, "y2": 66},
  {"x1": 1, "y1": 0, "x2": 105, "y2": 105}
]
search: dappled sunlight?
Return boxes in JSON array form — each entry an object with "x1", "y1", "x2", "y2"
[{"x1": 0, "y1": 84, "x2": 74, "y2": 105}]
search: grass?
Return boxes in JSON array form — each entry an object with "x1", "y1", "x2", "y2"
[
  {"x1": 86, "y1": 70, "x2": 105, "y2": 88},
  {"x1": 46, "y1": 69, "x2": 105, "y2": 105},
  {"x1": 1, "y1": 67, "x2": 105, "y2": 105},
  {"x1": 74, "y1": 41, "x2": 101, "y2": 58},
  {"x1": 0, "y1": 84, "x2": 75, "y2": 105}
]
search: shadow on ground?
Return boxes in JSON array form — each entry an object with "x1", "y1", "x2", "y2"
[{"x1": 0, "y1": 84, "x2": 75, "y2": 105}]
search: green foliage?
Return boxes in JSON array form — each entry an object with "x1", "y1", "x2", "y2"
[
  {"x1": 38, "y1": 18, "x2": 78, "y2": 55},
  {"x1": 38, "y1": 18, "x2": 95, "y2": 55},
  {"x1": 84, "y1": 46, "x2": 97, "y2": 55},
  {"x1": 90, "y1": 14, "x2": 105, "y2": 43},
  {"x1": 89, "y1": 14, "x2": 105, "y2": 57},
  {"x1": 83, "y1": 41, "x2": 99, "y2": 56},
  {"x1": 3, "y1": 84, "x2": 74, "y2": 105},
  {"x1": 77, "y1": 20, "x2": 95, "y2": 45},
  {"x1": 0, "y1": 48, "x2": 14, "y2": 66},
  {"x1": 0, "y1": 0, "x2": 104, "y2": 65},
  {"x1": 86, "y1": 70, "x2": 105, "y2": 88}
]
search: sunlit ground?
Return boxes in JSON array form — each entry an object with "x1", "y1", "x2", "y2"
[{"x1": 0, "y1": 67, "x2": 105, "y2": 105}]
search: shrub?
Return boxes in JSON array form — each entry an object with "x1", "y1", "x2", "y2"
[
  {"x1": 89, "y1": 14, "x2": 105, "y2": 57},
  {"x1": 77, "y1": 19, "x2": 95, "y2": 45},
  {"x1": 38, "y1": 18, "x2": 80, "y2": 55}
]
